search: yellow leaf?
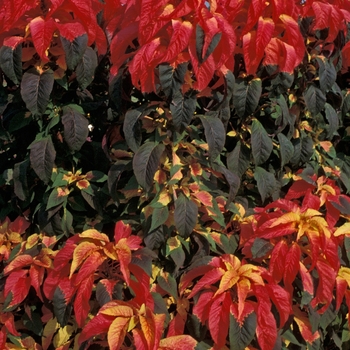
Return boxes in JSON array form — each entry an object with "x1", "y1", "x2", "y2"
[
  {"x1": 70, "y1": 241, "x2": 99, "y2": 277},
  {"x1": 338, "y1": 267, "x2": 350, "y2": 287},
  {"x1": 334, "y1": 223, "x2": 350, "y2": 237},
  {"x1": 100, "y1": 305, "x2": 134, "y2": 317},
  {"x1": 53, "y1": 325, "x2": 74, "y2": 348},
  {"x1": 215, "y1": 269, "x2": 239, "y2": 296},
  {"x1": 107, "y1": 317, "x2": 130, "y2": 350},
  {"x1": 167, "y1": 236, "x2": 181, "y2": 254},
  {"x1": 79, "y1": 229, "x2": 109, "y2": 243},
  {"x1": 42, "y1": 317, "x2": 58, "y2": 350}
]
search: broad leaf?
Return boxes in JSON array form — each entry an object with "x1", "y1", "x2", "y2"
[
  {"x1": 60, "y1": 34, "x2": 88, "y2": 70},
  {"x1": 29, "y1": 136, "x2": 56, "y2": 184},
  {"x1": 254, "y1": 167, "x2": 276, "y2": 202},
  {"x1": 233, "y1": 78, "x2": 262, "y2": 118},
  {"x1": 150, "y1": 206, "x2": 169, "y2": 232},
  {"x1": 53, "y1": 287, "x2": 73, "y2": 327},
  {"x1": 13, "y1": 159, "x2": 29, "y2": 201},
  {"x1": 229, "y1": 312, "x2": 257, "y2": 350},
  {"x1": 251, "y1": 119, "x2": 273, "y2": 165},
  {"x1": 170, "y1": 91, "x2": 197, "y2": 131},
  {"x1": 303, "y1": 85, "x2": 326, "y2": 116},
  {"x1": 251, "y1": 238, "x2": 273, "y2": 259},
  {"x1": 0, "y1": 44, "x2": 22, "y2": 84},
  {"x1": 159, "y1": 63, "x2": 187, "y2": 98},
  {"x1": 21, "y1": 68, "x2": 54, "y2": 116},
  {"x1": 227, "y1": 141, "x2": 251, "y2": 178},
  {"x1": 316, "y1": 56, "x2": 336, "y2": 92},
  {"x1": 76, "y1": 47, "x2": 98, "y2": 89},
  {"x1": 174, "y1": 193, "x2": 198, "y2": 238},
  {"x1": 123, "y1": 108, "x2": 143, "y2": 152},
  {"x1": 324, "y1": 103, "x2": 339, "y2": 138},
  {"x1": 199, "y1": 114, "x2": 225, "y2": 161},
  {"x1": 133, "y1": 142, "x2": 165, "y2": 191},
  {"x1": 61, "y1": 105, "x2": 89, "y2": 151},
  {"x1": 277, "y1": 133, "x2": 294, "y2": 167}
]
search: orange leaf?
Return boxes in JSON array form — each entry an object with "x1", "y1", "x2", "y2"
[
  {"x1": 80, "y1": 229, "x2": 109, "y2": 242},
  {"x1": 293, "y1": 306, "x2": 320, "y2": 343},
  {"x1": 159, "y1": 335, "x2": 197, "y2": 349},
  {"x1": 70, "y1": 241, "x2": 99, "y2": 278},
  {"x1": 107, "y1": 317, "x2": 130, "y2": 350},
  {"x1": 215, "y1": 269, "x2": 239, "y2": 296}
]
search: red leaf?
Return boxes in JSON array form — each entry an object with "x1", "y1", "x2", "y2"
[
  {"x1": 129, "y1": 264, "x2": 154, "y2": 309},
  {"x1": 9, "y1": 215, "x2": 30, "y2": 233},
  {"x1": 29, "y1": 265, "x2": 45, "y2": 301},
  {"x1": 74, "y1": 274, "x2": 94, "y2": 327},
  {"x1": 4, "y1": 269, "x2": 31, "y2": 308},
  {"x1": 208, "y1": 292, "x2": 231, "y2": 348},
  {"x1": 75, "y1": 251, "x2": 106, "y2": 285},
  {"x1": 269, "y1": 240, "x2": 288, "y2": 283},
  {"x1": 265, "y1": 284, "x2": 291, "y2": 327},
  {"x1": 4, "y1": 254, "x2": 33, "y2": 274},
  {"x1": 57, "y1": 22, "x2": 86, "y2": 42},
  {"x1": 293, "y1": 306, "x2": 320, "y2": 343},
  {"x1": 283, "y1": 242, "x2": 301, "y2": 294},
  {"x1": 179, "y1": 265, "x2": 213, "y2": 295},
  {"x1": 237, "y1": 279, "x2": 251, "y2": 320},
  {"x1": 335, "y1": 277, "x2": 347, "y2": 310},
  {"x1": 285, "y1": 179, "x2": 315, "y2": 200},
  {"x1": 159, "y1": 335, "x2": 197, "y2": 350},
  {"x1": 301, "y1": 189, "x2": 320, "y2": 211},
  {"x1": 0, "y1": 313, "x2": 20, "y2": 336},
  {"x1": 29, "y1": 17, "x2": 56, "y2": 62},
  {"x1": 193, "y1": 289, "x2": 214, "y2": 323},
  {"x1": 167, "y1": 313, "x2": 186, "y2": 337},
  {"x1": 114, "y1": 221, "x2": 133, "y2": 242},
  {"x1": 299, "y1": 262, "x2": 314, "y2": 297}
]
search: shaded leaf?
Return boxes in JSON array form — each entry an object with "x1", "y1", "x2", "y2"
[
  {"x1": 21, "y1": 68, "x2": 54, "y2": 116},
  {"x1": 316, "y1": 57, "x2": 336, "y2": 92},
  {"x1": 324, "y1": 103, "x2": 339, "y2": 138},
  {"x1": 123, "y1": 108, "x2": 143, "y2": 152},
  {"x1": 251, "y1": 119, "x2": 273, "y2": 165},
  {"x1": 254, "y1": 167, "x2": 276, "y2": 202},
  {"x1": 76, "y1": 47, "x2": 98, "y2": 89},
  {"x1": 304, "y1": 85, "x2": 326, "y2": 116},
  {"x1": 150, "y1": 206, "x2": 169, "y2": 232},
  {"x1": 0, "y1": 44, "x2": 22, "y2": 84},
  {"x1": 13, "y1": 159, "x2": 29, "y2": 201},
  {"x1": 229, "y1": 312, "x2": 257, "y2": 350},
  {"x1": 170, "y1": 91, "x2": 196, "y2": 131},
  {"x1": 159, "y1": 63, "x2": 187, "y2": 98},
  {"x1": 227, "y1": 141, "x2": 250, "y2": 178},
  {"x1": 251, "y1": 238, "x2": 273, "y2": 259},
  {"x1": 277, "y1": 133, "x2": 294, "y2": 167},
  {"x1": 53, "y1": 287, "x2": 72, "y2": 327},
  {"x1": 133, "y1": 142, "x2": 165, "y2": 191},
  {"x1": 61, "y1": 34, "x2": 88, "y2": 70},
  {"x1": 174, "y1": 193, "x2": 198, "y2": 238}
]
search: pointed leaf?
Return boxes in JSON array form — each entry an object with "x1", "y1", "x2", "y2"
[
  {"x1": 159, "y1": 63, "x2": 187, "y2": 98},
  {"x1": 21, "y1": 68, "x2": 54, "y2": 116},
  {"x1": 324, "y1": 103, "x2": 339, "y2": 138},
  {"x1": 150, "y1": 206, "x2": 169, "y2": 232},
  {"x1": 316, "y1": 56, "x2": 336, "y2": 92},
  {"x1": 227, "y1": 141, "x2": 251, "y2": 178},
  {"x1": 170, "y1": 91, "x2": 196, "y2": 131},
  {"x1": 29, "y1": 136, "x2": 56, "y2": 184},
  {"x1": 60, "y1": 33, "x2": 88, "y2": 70},
  {"x1": 277, "y1": 133, "x2": 294, "y2": 167},
  {"x1": 123, "y1": 108, "x2": 143, "y2": 152},
  {"x1": 254, "y1": 167, "x2": 276, "y2": 202},
  {"x1": 133, "y1": 142, "x2": 165, "y2": 191},
  {"x1": 174, "y1": 193, "x2": 198, "y2": 238},
  {"x1": 229, "y1": 312, "x2": 256, "y2": 350},
  {"x1": 107, "y1": 317, "x2": 130, "y2": 350},
  {"x1": 61, "y1": 105, "x2": 89, "y2": 151},
  {"x1": 303, "y1": 85, "x2": 326, "y2": 116},
  {"x1": 76, "y1": 47, "x2": 98, "y2": 89},
  {"x1": 251, "y1": 119, "x2": 273, "y2": 165},
  {"x1": 199, "y1": 114, "x2": 225, "y2": 161},
  {"x1": 159, "y1": 335, "x2": 197, "y2": 349},
  {"x1": 0, "y1": 43, "x2": 22, "y2": 84}
]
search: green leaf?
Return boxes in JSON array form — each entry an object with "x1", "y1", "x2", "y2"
[
  {"x1": 76, "y1": 47, "x2": 98, "y2": 89},
  {"x1": 324, "y1": 103, "x2": 339, "y2": 138},
  {"x1": 300, "y1": 133, "x2": 314, "y2": 163},
  {"x1": 144, "y1": 226, "x2": 166, "y2": 250},
  {"x1": 53, "y1": 287, "x2": 72, "y2": 327},
  {"x1": 46, "y1": 187, "x2": 68, "y2": 210},
  {"x1": 61, "y1": 34, "x2": 88, "y2": 70},
  {"x1": 344, "y1": 235, "x2": 350, "y2": 263},
  {"x1": 174, "y1": 193, "x2": 198, "y2": 238},
  {"x1": 342, "y1": 90, "x2": 350, "y2": 117},
  {"x1": 316, "y1": 57, "x2": 336, "y2": 92},
  {"x1": 254, "y1": 166, "x2": 276, "y2": 202},
  {"x1": 13, "y1": 159, "x2": 29, "y2": 201},
  {"x1": 133, "y1": 142, "x2": 165, "y2": 191},
  {"x1": 195, "y1": 24, "x2": 205, "y2": 64},
  {"x1": 123, "y1": 108, "x2": 143, "y2": 152},
  {"x1": 159, "y1": 63, "x2": 187, "y2": 98},
  {"x1": 150, "y1": 206, "x2": 169, "y2": 232},
  {"x1": 170, "y1": 91, "x2": 196, "y2": 131},
  {"x1": 107, "y1": 161, "x2": 128, "y2": 202},
  {"x1": 251, "y1": 238, "x2": 273, "y2": 258},
  {"x1": 203, "y1": 32, "x2": 222, "y2": 62},
  {"x1": 303, "y1": 85, "x2": 326, "y2": 116},
  {"x1": 277, "y1": 133, "x2": 294, "y2": 167},
  {"x1": 229, "y1": 312, "x2": 257, "y2": 350},
  {"x1": 0, "y1": 45, "x2": 22, "y2": 84},
  {"x1": 251, "y1": 119, "x2": 273, "y2": 165},
  {"x1": 233, "y1": 78, "x2": 262, "y2": 118},
  {"x1": 29, "y1": 136, "x2": 56, "y2": 184},
  {"x1": 199, "y1": 114, "x2": 225, "y2": 161},
  {"x1": 61, "y1": 105, "x2": 89, "y2": 151},
  {"x1": 157, "y1": 274, "x2": 178, "y2": 300},
  {"x1": 227, "y1": 141, "x2": 251, "y2": 178},
  {"x1": 21, "y1": 68, "x2": 54, "y2": 116}
]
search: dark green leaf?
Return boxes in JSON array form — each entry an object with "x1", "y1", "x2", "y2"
[
  {"x1": 254, "y1": 166, "x2": 277, "y2": 202},
  {"x1": 316, "y1": 57, "x2": 336, "y2": 92},
  {"x1": 277, "y1": 133, "x2": 294, "y2": 167},
  {"x1": 109, "y1": 72, "x2": 123, "y2": 114},
  {"x1": 290, "y1": 138, "x2": 301, "y2": 166},
  {"x1": 300, "y1": 134, "x2": 314, "y2": 163},
  {"x1": 61, "y1": 34, "x2": 88, "y2": 70},
  {"x1": 345, "y1": 235, "x2": 350, "y2": 263},
  {"x1": 0, "y1": 45, "x2": 22, "y2": 84},
  {"x1": 46, "y1": 188, "x2": 67, "y2": 210},
  {"x1": 233, "y1": 78, "x2": 262, "y2": 118},
  {"x1": 199, "y1": 114, "x2": 225, "y2": 161},
  {"x1": 107, "y1": 161, "x2": 128, "y2": 202},
  {"x1": 303, "y1": 85, "x2": 326, "y2": 116},
  {"x1": 29, "y1": 136, "x2": 56, "y2": 184},
  {"x1": 21, "y1": 68, "x2": 54, "y2": 116},
  {"x1": 174, "y1": 193, "x2": 198, "y2": 238},
  {"x1": 133, "y1": 142, "x2": 165, "y2": 191},
  {"x1": 150, "y1": 206, "x2": 169, "y2": 232},
  {"x1": 251, "y1": 238, "x2": 273, "y2": 258},
  {"x1": 227, "y1": 141, "x2": 251, "y2": 178},
  {"x1": 144, "y1": 226, "x2": 166, "y2": 250},
  {"x1": 123, "y1": 108, "x2": 143, "y2": 152},
  {"x1": 13, "y1": 159, "x2": 29, "y2": 201},
  {"x1": 157, "y1": 274, "x2": 178, "y2": 299},
  {"x1": 159, "y1": 63, "x2": 187, "y2": 98},
  {"x1": 342, "y1": 91, "x2": 350, "y2": 117},
  {"x1": 229, "y1": 312, "x2": 257, "y2": 350},
  {"x1": 61, "y1": 105, "x2": 89, "y2": 151},
  {"x1": 195, "y1": 25, "x2": 205, "y2": 64},
  {"x1": 53, "y1": 287, "x2": 72, "y2": 327},
  {"x1": 324, "y1": 103, "x2": 339, "y2": 138},
  {"x1": 203, "y1": 33, "x2": 222, "y2": 62},
  {"x1": 170, "y1": 91, "x2": 196, "y2": 131},
  {"x1": 76, "y1": 47, "x2": 98, "y2": 89},
  {"x1": 96, "y1": 281, "x2": 112, "y2": 307},
  {"x1": 251, "y1": 119, "x2": 273, "y2": 165}
]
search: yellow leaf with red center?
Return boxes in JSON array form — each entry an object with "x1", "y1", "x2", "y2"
[
  {"x1": 63, "y1": 170, "x2": 84, "y2": 184},
  {"x1": 167, "y1": 236, "x2": 181, "y2": 253},
  {"x1": 334, "y1": 223, "x2": 350, "y2": 237},
  {"x1": 7, "y1": 231, "x2": 22, "y2": 244},
  {"x1": 76, "y1": 179, "x2": 90, "y2": 190},
  {"x1": 115, "y1": 239, "x2": 132, "y2": 283},
  {"x1": 319, "y1": 141, "x2": 333, "y2": 152},
  {"x1": 190, "y1": 162, "x2": 202, "y2": 176},
  {"x1": 70, "y1": 241, "x2": 100, "y2": 278},
  {"x1": 307, "y1": 216, "x2": 331, "y2": 238},
  {"x1": 26, "y1": 234, "x2": 40, "y2": 249},
  {"x1": 222, "y1": 254, "x2": 241, "y2": 271},
  {"x1": 170, "y1": 168, "x2": 183, "y2": 182},
  {"x1": 293, "y1": 306, "x2": 320, "y2": 343},
  {"x1": 158, "y1": 189, "x2": 172, "y2": 206},
  {"x1": 57, "y1": 187, "x2": 70, "y2": 197},
  {"x1": 42, "y1": 235, "x2": 57, "y2": 248},
  {"x1": 172, "y1": 148, "x2": 182, "y2": 166},
  {"x1": 237, "y1": 278, "x2": 251, "y2": 320},
  {"x1": 154, "y1": 169, "x2": 167, "y2": 184},
  {"x1": 34, "y1": 249, "x2": 53, "y2": 269},
  {"x1": 192, "y1": 191, "x2": 213, "y2": 208},
  {"x1": 179, "y1": 142, "x2": 197, "y2": 154},
  {"x1": 215, "y1": 269, "x2": 240, "y2": 295},
  {"x1": 100, "y1": 305, "x2": 134, "y2": 317},
  {"x1": 139, "y1": 314, "x2": 155, "y2": 349},
  {"x1": 107, "y1": 317, "x2": 130, "y2": 350},
  {"x1": 79, "y1": 229, "x2": 109, "y2": 243}
]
